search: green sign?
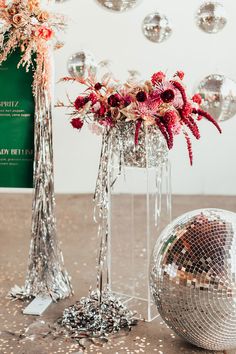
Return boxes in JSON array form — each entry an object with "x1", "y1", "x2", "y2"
[{"x1": 0, "y1": 49, "x2": 34, "y2": 188}]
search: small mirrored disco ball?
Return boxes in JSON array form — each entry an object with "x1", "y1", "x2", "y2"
[
  {"x1": 196, "y1": 2, "x2": 227, "y2": 33},
  {"x1": 96, "y1": 0, "x2": 141, "y2": 12},
  {"x1": 142, "y1": 13, "x2": 172, "y2": 43},
  {"x1": 197, "y1": 74, "x2": 236, "y2": 122},
  {"x1": 67, "y1": 51, "x2": 97, "y2": 78},
  {"x1": 150, "y1": 209, "x2": 236, "y2": 351}
]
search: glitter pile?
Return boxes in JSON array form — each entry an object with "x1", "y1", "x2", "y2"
[{"x1": 60, "y1": 289, "x2": 137, "y2": 339}]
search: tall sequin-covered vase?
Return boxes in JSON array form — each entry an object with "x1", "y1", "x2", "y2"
[{"x1": 150, "y1": 209, "x2": 236, "y2": 350}]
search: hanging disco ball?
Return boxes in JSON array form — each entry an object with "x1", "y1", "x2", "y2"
[
  {"x1": 150, "y1": 209, "x2": 236, "y2": 351},
  {"x1": 95, "y1": 0, "x2": 141, "y2": 12},
  {"x1": 196, "y1": 2, "x2": 227, "y2": 33},
  {"x1": 197, "y1": 74, "x2": 236, "y2": 121},
  {"x1": 67, "y1": 51, "x2": 97, "y2": 78},
  {"x1": 142, "y1": 13, "x2": 172, "y2": 43}
]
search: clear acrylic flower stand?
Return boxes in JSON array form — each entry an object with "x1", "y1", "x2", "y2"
[{"x1": 109, "y1": 162, "x2": 172, "y2": 322}]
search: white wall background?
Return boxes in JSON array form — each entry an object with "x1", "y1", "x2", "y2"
[{"x1": 52, "y1": 0, "x2": 236, "y2": 195}]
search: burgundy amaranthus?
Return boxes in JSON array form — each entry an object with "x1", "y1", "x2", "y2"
[{"x1": 60, "y1": 70, "x2": 221, "y2": 165}]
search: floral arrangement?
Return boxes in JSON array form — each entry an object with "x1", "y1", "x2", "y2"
[
  {"x1": 61, "y1": 70, "x2": 221, "y2": 164},
  {"x1": 0, "y1": 0, "x2": 65, "y2": 91}
]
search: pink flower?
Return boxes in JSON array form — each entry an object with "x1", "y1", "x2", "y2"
[
  {"x1": 192, "y1": 93, "x2": 202, "y2": 105},
  {"x1": 99, "y1": 116, "x2": 113, "y2": 127},
  {"x1": 151, "y1": 71, "x2": 166, "y2": 85},
  {"x1": 92, "y1": 101, "x2": 107, "y2": 117},
  {"x1": 88, "y1": 123, "x2": 103, "y2": 135},
  {"x1": 70, "y1": 118, "x2": 84, "y2": 130},
  {"x1": 93, "y1": 102, "x2": 106, "y2": 117},
  {"x1": 134, "y1": 97, "x2": 161, "y2": 124},
  {"x1": 153, "y1": 81, "x2": 183, "y2": 109}
]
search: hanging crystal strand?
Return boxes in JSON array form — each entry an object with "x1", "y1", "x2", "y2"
[
  {"x1": 24, "y1": 49, "x2": 73, "y2": 300},
  {"x1": 94, "y1": 129, "x2": 113, "y2": 303},
  {"x1": 154, "y1": 165, "x2": 163, "y2": 229},
  {"x1": 165, "y1": 160, "x2": 172, "y2": 223}
]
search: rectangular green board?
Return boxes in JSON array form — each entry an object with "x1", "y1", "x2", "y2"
[{"x1": 0, "y1": 49, "x2": 34, "y2": 188}]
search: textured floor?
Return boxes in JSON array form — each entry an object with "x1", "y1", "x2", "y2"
[{"x1": 0, "y1": 194, "x2": 236, "y2": 354}]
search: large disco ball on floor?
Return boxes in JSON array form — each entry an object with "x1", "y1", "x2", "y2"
[{"x1": 150, "y1": 209, "x2": 236, "y2": 351}]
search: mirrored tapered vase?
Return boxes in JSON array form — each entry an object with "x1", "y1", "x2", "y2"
[
  {"x1": 108, "y1": 122, "x2": 171, "y2": 322},
  {"x1": 11, "y1": 64, "x2": 73, "y2": 301},
  {"x1": 25, "y1": 101, "x2": 72, "y2": 300}
]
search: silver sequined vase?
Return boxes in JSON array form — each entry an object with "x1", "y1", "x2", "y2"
[
  {"x1": 112, "y1": 121, "x2": 168, "y2": 168},
  {"x1": 150, "y1": 209, "x2": 236, "y2": 351}
]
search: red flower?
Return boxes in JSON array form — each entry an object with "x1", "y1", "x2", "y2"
[
  {"x1": 74, "y1": 96, "x2": 86, "y2": 110},
  {"x1": 163, "y1": 110, "x2": 179, "y2": 125},
  {"x1": 35, "y1": 26, "x2": 53, "y2": 41},
  {"x1": 123, "y1": 95, "x2": 132, "y2": 107},
  {"x1": 192, "y1": 93, "x2": 202, "y2": 105},
  {"x1": 184, "y1": 132, "x2": 193, "y2": 165},
  {"x1": 171, "y1": 80, "x2": 188, "y2": 111},
  {"x1": 151, "y1": 71, "x2": 166, "y2": 85},
  {"x1": 181, "y1": 102, "x2": 192, "y2": 118},
  {"x1": 192, "y1": 108, "x2": 222, "y2": 134},
  {"x1": 160, "y1": 89, "x2": 175, "y2": 103},
  {"x1": 108, "y1": 94, "x2": 121, "y2": 107},
  {"x1": 95, "y1": 82, "x2": 102, "y2": 90},
  {"x1": 88, "y1": 93, "x2": 98, "y2": 104},
  {"x1": 175, "y1": 71, "x2": 185, "y2": 80},
  {"x1": 135, "y1": 119, "x2": 142, "y2": 145},
  {"x1": 70, "y1": 118, "x2": 84, "y2": 130},
  {"x1": 98, "y1": 103, "x2": 106, "y2": 117},
  {"x1": 136, "y1": 91, "x2": 147, "y2": 102}
]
